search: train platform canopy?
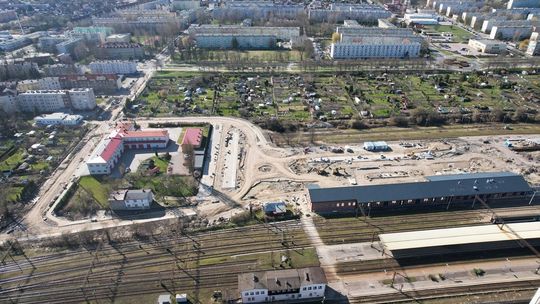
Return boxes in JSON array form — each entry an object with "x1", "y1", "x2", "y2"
[
  {"x1": 308, "y1": 172, "x2": 532, "y2": 204},
  {"x1": 380, "y1": 222, "x2": 540, "y2": 254}
]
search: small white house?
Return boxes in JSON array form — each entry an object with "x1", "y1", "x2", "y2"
[
  {"x1": 238, "y1": 267, "x2": 327, "y2": 303},
  {"x1": 108, "y1": 189, "x2": 153, "y2": 210}
]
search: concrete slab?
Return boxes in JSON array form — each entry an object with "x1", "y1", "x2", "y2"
[{"x1": 222, "y1": 130, "x2": 239, "y2": 189}]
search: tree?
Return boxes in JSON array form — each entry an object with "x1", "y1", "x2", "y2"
[
  {"x1": 231, "y1": 37, "x2": 239, "y2": 50},
  {"x1": 331, "y1": 32, "x2": 341, "y2": 43},
  {"x1": 513, "y1": 108, "x2": 528, "y2": 122},
  {"x1": 519, "y1": 39, "x2": 530, "y2": 51},
  {"x1": 390, "y1": 116, "x2": 409, "y2": 127}
]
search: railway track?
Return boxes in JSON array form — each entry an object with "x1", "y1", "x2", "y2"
[
  {"x1": 313, "y1": 206, "x2": 540, "y2": 245},
  {"x1": 313, "y1": 209, "x2": 488, "y2": 245},
  {"x1": 0, "y1": 220, "x2": 314, "y2": 304},
  {"x1": 344, "y1": 278, "x2": 540, "y2": 304}
]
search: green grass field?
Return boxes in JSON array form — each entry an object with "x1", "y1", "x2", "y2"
[
  {"x1": 424, "y1": 24, "x2": 472, "y2": 43},
  {"x1": 7, "y1": 187, "x2": 24, "y2": 202},
  {"x1": 0, "y1": 149, "x2": 24, "y2": 171},
  {"x1": 78, "y1": 176, "x2": 109, "y2": 207},
  {"x1": 149, "y1": 156, "x2": 169, "y2": 172}
]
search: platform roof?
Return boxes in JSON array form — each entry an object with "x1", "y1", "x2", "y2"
[{"x1": 380, "y1": 222, "x2": 540, "y2": 252}]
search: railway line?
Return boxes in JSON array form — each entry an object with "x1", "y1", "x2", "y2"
[
  {"x1": 3, "y1": 205, "x2": 540, "y2": 303},
  {"x1": 1, "y1": 220, "x2": 315, "y2": 304},
  {"x1": 313, "y1": 206, "x2": 540, "y2": 245},
  {"x1": 345, "y1": 278, "x2": 540, "y2": 304}
]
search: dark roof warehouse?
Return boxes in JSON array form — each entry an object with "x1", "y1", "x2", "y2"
[{"x1": 308, "y1": 172, "x2": 532, "y2": 205}]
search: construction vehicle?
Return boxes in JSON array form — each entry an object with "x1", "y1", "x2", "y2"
[
  {"x1": 333, "y1": 167, "x2": 349, "y2": 177},
  {"x1": 317, "y1": 168, "x2": 329, "y2": 176}
]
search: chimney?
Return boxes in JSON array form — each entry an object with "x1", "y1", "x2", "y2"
[
  {"x1": 253, "y1": 275, "x2": 259, "y2": 283},
  {"x1": 306, "y1": 273, "x2": 310, "y2": 282},
  {"x1": 275, "y1": 278, "x2": 281, "y2": 286}
]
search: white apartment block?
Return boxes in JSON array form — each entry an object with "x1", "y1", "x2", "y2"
[
  {"x1": 331, "y1": 38, "x2": 421, "y2": 59},
  {"x1": 331, "y1": 26, "x2": 423, "y2": 59},
  {"x1": 172, "y1": 0, "x2": 200, "y2": 10},
  {"x1": 212, "y1": 1, "x2": 304, "y2": 20},
  {"x1": 527, "y1": 32, "x2": 540, "y2": 56},
  {"x1": 67, "y1": 88, "x2": 96, "y2": 110},
  {"x1": 17, "y1": 77, "x2": 61, "y2": 92},
  {"x1": 468, "y1": 39, "x2": 507, "y2": 54},
  {"x1": 490, "y1": 24, "x2": 538, "y2": 40},
  {"x1": 16, "y1": 88, "x2": 96, "y2": 113},
  {"x1": 89, "y1": 60, "x2": 138, "y2": 74},
  {"x1": 17, "y1": 90, "x2": 69, "y2": 113},
  {"x1": 0, "y1": 90, "x2": 17, "y2": 114},
  {"x1": 34, "y1": 112, "x2": 83, "y2": 126},
  {"x1": 188, "y1": 25, "x2": 301, "y2": 49},
  {"x1": 481, "y1": 17, "x2": 510, "y2": 33},
  {"x1": 507, "y1": 0, "x2": 540, "y2": 9},
  {"x1": 188, "y1": 25, "x2": 300, "y2": 42}
]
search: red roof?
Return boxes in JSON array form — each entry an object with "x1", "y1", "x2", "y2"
[
  {"x1": 123, "y1": 130, "x2": 169, "y2": 138},
  {"x1": 182, "y1": 128, "x2": 203, "y2": 147},
  {"x1": 115, "y1": 122, "x2": 134, "y2": 132},
  {"x1": 100, "y1": 136, "x2": 123, "y2": 162}
]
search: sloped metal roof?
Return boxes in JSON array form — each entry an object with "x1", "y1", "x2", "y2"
[{"x1": 309, "y1": 172, "x2": 532, "y2": 204}]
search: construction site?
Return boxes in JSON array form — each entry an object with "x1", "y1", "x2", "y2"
[{"x1": 1, "y1": 115, "x2": 540, "y2": 304}]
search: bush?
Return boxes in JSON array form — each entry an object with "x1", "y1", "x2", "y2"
[
  {"x1": 411, "y1": 108, "x2": 446, "y2": 126},
  {"x1": 390, "y1": 116, "x2": 409, "y2": 127},
  {"x1": 265, "y1": 119, "x2": 285, "y2": 133},
  {"x1": 473, "y1": 268, "x2": 485, "y2": 276},
  {"x1": 351, "y1": 119, "x2": 369, "y2": 130}
]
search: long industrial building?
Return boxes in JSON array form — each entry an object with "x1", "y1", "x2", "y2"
[
  {"x1": 308, "y1": 172, "x2": 534, "y2": 214},
  {"x1": 380, "y1": 222, "x2": 540, "y2": 259}
]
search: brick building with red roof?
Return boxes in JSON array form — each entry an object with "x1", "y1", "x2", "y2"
[{"x1": 86, "y1": 125, "x2": 170, "y2": 175}]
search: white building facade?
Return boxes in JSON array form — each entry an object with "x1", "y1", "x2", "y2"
[
  {"x1": 17, "y1": 90, "x2": 68, "y2": 113},
  {"x1": 238, "y1": 267, "x2": 327, "y2": 303},
  {"x1": 16, "y1": 88, "x2": 96, "y2": 113},
  {"x1": 17, "y1": 77, "x2": 61, "y2": 91},
  {"x1": 34, "y1": 112, "x2": 83, "y2": 126},
  {"x1": 527, "y1": 32, "x2": 540, "y2": 56},
  {"x1": 331, "y1": 37, "x2": 421, "y2": 59},
  {"x1": 67, "y1": 88, "x2": 96, "y2": 110},
  {"x1": 0, "y1": 91, "x2": 18, "y2": 114},
  {"x1": 108, "y1": 189, "x2": 153, "y2": 210},
  {"x1": 468, "y1": 39, "x2": 507, "y2": 54},
  {"x1": 86, "y1": 127, "x2": 170, "y2": 175}
]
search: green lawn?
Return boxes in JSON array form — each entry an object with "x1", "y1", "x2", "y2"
[
  {"x1": 424, "y1": 24, "x2": 472, "y2": 43},
  {"x1": 130, "y1": 175, "x2": 197, "y2": 198},
  {"x1": 150, "y1": 156, "x2": 169, "y2": 172},
  {"x1": 7, "y1": 187, "x2": 24, "y2": 202},
  {"x1": 0, "y1": 149, "x2": 24, "y2": 171},
  {"x1": 78, "y1": 176, "x2": 109, "y2": 207},
  {"x1": 31, "y1": 162, "x2": 49, "y2": 171}
]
